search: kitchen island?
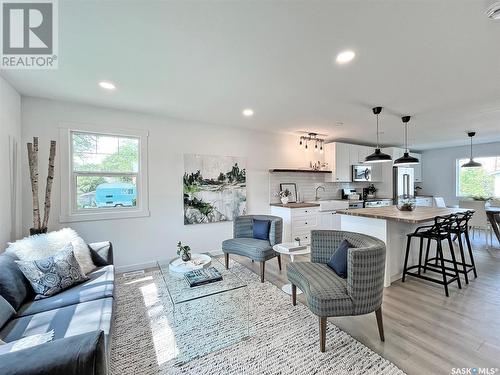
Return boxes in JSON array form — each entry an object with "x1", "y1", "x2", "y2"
[{"x1": 337, "y1": 206, "x2": 467, "y2": 287}]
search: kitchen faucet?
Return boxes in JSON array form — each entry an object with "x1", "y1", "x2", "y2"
[{"x1": 315, "y1": 186, "x2": 325, "y2": 201}]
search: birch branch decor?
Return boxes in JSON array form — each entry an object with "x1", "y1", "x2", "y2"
[
  {"x1": 27, "y1": 137, "x2": 57, "y2": 235},
  {"x1": 27, "y1": 138, "x2": 40, "y2": 231},
  {"x1": 42, "y1": 141, "x2": 57, "y2": 229}
]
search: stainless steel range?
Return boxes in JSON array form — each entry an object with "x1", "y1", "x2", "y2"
[{"x1": 342, "y1": 188, "x2": 364, "y2": 209}]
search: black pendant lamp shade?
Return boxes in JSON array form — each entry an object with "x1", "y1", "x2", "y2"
[
  {"x1": 462, "y1": 132, "x2": 482, "y2": 168},
  {"x1": 394, "y1": 116, "x2": 420, "y2": 165},
  {"x1": 365, "y1": 107, "x2": 393, "y2": 163}
]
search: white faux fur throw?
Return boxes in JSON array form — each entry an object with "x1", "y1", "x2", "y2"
[{"x1": 6, "y1": 228, "x2": 96, "y2": 274}]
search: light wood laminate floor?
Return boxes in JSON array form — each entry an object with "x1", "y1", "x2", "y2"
[{"x1": 222, "y1": 237, "x2": 500, "y2": 375}]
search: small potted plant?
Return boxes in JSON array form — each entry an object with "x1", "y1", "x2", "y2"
[
  {"x1": 177, "y1": 241, "x2": 192, "y2": 262},
  {"x1": 278, "y1": 189, "x2": 291, "y2": 205},
  {"x1": 366, "y1": 184, "x2": 377, "y2": 199},
  {"x1": 294, "y1": 237, "x2": 301, "y2": 246},
  {"x1": 396, "y1": 197, "x2": 416, "y2": 212}
]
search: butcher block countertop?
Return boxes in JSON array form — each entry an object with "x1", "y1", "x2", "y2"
[
  {"x1": 337, "y1": 206, "x2": 469, "y2": 224},
  {"x1": 270, "y1": 202, "x2": 320, "y2": 208}
]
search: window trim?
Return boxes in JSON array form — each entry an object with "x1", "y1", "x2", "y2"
[{"x1": 59, "y1": 123, "x2": 150, "y2": 223}]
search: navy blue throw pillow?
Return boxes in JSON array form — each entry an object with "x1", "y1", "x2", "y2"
[
  {"x1": 253, "y1": 219, "x2": 270, "y2": 241},
  {"x1": 327, "y1": 239, "x2": 353, "y2": 278}
]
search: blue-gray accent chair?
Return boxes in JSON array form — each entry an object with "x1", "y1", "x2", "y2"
[
  {"x1": 287, "y1": 230, "x2": 386, "y2": 352},
  {"x1": 222, "y1": 215, "x2": 283, "y2": 283}
]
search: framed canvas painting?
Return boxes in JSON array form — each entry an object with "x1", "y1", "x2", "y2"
[{"x1": 183, "y1": 154, "x2": 247, "y2": 225}]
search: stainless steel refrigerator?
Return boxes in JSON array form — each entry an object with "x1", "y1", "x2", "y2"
[{"x1": 393, "y1": 167, "x2": 414, "y2": 202}]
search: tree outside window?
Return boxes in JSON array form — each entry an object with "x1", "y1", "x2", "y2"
[
  {"x1": 72, "y1": 132, "x2": 139, "y2": 210},
  {"x1": 457, "y1": 157, "x2": 500, "y2": 199}
]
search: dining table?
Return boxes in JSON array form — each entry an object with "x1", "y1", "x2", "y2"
[{"x1": 485, "y1": 206, "x2": 500, "y2": 244}]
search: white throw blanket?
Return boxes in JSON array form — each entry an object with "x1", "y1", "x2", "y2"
[{"x1": 6, "y1": 228, "x2": 96, "y2": 274}]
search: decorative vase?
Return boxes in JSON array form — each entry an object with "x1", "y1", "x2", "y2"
[
  {"x1": 30, "y1": 227, "x2": 48, "y2": 236},
  {"x1": 181, "y1": 252, "x2": 191, "y2": 262},
  {"x1": 281, "y1": 196, "x2": 289, "y2": 205},
  {"x1": 396, "y1": 195, "x2": 416, "y2": 212}
]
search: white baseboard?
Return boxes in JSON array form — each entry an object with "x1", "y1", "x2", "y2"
[
  {"x1": 116, "y1": 261, "x2": 157, "y2": 273},
  {"x1": 115, "y1": 251, "x2": 223, "y2": 273},
  {"x1": 208, "y1": 249, "x2": 223, "y2": 256}
]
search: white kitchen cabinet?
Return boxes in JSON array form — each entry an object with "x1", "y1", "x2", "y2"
[
  {"x1": 349, "y1": 144, "x2": 372, "y2": 165},
  {"x1": 415, "y1": 196, "x2": 433, "y2": 207},
  {"x1": 392, "y1": 147, "x2": 405, "y2": 161},
  {"x1": 270, "y1": 205, "x2": 319, "y2": 244},
  {"x1": 359, "y1": 145, "x2": 372, "y2": 164},
  {"x1": 324, "y1": 142, "x2": 351, "y2": 182},
  {"x1": 349, "y1": 144, "x2": 360, "y2": 165},
  {"x1": 319, "y1": 211, "x2": 341, "y2": 230},
  {"x1": 410, "y1": 152, "x2": 422, "y2": 182}
]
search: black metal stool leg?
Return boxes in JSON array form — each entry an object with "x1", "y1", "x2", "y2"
[
  {"x1": 456, "y1": 233, "x2": 469, "y2": 284},
  {"x1": 437, "y1": 241, "x2": 449, "y2": 297},
  {"x1": 447, "y1": 235, "x2": 462, "y2": 289},
  {"x1": 402, "y1": 235, "x2": 412, "y2": 282},
  {"x1": 418, "y1": 237, "x2": 423, "y2": 275},
  {"x1": 464, "y1": 228, "x2": 478, "y2": 278},
  {"x1": 423, "y1": 238, "x2": 431, "y2": 273}
]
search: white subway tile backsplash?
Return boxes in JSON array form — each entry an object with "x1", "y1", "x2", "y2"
[{"x1": 269, "y1": 172, "x2": 370, "y2": 203}]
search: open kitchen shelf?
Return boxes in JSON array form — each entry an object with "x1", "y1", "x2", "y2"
[{"x1": 269, "y1": 169, "x2": 332, "y2": 174}]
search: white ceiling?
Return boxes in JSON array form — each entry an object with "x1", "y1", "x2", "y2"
[{"x1": 2, "y1": 0, "x2": 500, "y2": 150}]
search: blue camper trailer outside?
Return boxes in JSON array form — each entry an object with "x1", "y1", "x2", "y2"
[{"x1": 95, "y1": 183, "x2": 137, "y2": 208}]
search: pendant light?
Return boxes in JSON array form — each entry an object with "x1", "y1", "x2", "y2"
[
  {"x1": 365, "y1": 107, "x2": 392, "y2": 163},
  {"x1": 461, "y1": 132, "x2": 482, "y2": 168},
  {"x1": 394, "y1": 116, "x2": 420, "y2": 165}
]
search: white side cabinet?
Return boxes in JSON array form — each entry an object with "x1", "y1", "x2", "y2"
[
  {"x1": 319, "y1": 211, "x2": 341, "y2": 230},
  {"x1": 324, "y1": 142, "x2": 351, "y2": 182},
  {"x1": 270, "y1": 206, "x2": 319, "y2": 244}
]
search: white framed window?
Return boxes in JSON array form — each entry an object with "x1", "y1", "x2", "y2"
[
  {"x1": 456, "y1": 156, "x2": 500, "y2": 199},
  {"x1": 59, "y1": 124, "x2": 149, "y2": 222}
]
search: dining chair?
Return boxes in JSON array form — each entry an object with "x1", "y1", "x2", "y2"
[{"x1": 459, "y1": 200, "x2": 493, "y2": 245}]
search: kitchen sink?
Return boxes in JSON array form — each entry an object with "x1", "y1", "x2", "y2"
[{"x1": 307, "y1": 199, "x2": 349, "y2": 212}]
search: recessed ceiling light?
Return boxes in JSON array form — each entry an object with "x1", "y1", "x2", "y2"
[
  {"x1": 336, "y1": 50, "x2": 356, "y2": 64},
  {"x1": 242, "y1": 108, "x2": 254, "y2": 117},
  {"x1": 99, "y1": 81, "x2": 116, "y2": 90}
]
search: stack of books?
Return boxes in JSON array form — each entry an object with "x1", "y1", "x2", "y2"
[
  {"x1": 275, "y1": 243, "x2": 307, "y2": 252},
  {"x1": 184, "y1": 267, "x2": 223, "y2": 287}
]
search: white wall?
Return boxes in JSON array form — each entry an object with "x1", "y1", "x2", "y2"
[
  {"x1": 421, "y1": 141, "x2": 500, "y2": 206},
  {"x1": 21, "y1": 97, "x2": 313, "y2": 270},
  {"x1": 0, "y1": 76, "x2": 21, "y2": 248}
]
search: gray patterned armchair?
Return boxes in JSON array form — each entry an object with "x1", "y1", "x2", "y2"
[
  {"x1": 222, "y1": 215, "x2": 283, "y2": 283},
  {"x1": 287, "y1": 230, "x2": 386, "y2": 352}
]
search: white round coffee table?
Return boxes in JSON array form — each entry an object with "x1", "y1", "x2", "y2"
[
  {"x1": 273, "y1": 243, "x2": 311, "y2": 295},
  {"x1": 168, "y1": 253, "x2": 212, "y2": 274}
]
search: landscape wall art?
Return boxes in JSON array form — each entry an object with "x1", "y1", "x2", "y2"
[{"x1": 183, "y1": 154, "x2": 247, "y2": 225}]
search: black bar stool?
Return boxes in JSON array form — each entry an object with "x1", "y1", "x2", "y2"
[
  {"x1": 402, "y1": 214, "x2": 461, "y2": 297},
  {"x1": 424, "y1": 210, "x2": 477, "y2": 284}
]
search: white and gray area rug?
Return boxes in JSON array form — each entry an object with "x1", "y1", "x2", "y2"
[{"x1": 110, "y1": 261, "x2": 405, "y2": 375}]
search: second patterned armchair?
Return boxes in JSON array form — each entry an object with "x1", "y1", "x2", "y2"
[
  {"x1": 222, "y1": 215, "x2": 283, "y2": 282},
  {"x1": 287, "y1": 230, "x2": 386, "y2": 352}
]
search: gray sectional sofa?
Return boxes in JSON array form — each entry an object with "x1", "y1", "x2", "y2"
[{"x1": 0, "y1": 241, "x2": 115, "y2": 375}]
